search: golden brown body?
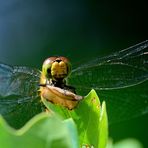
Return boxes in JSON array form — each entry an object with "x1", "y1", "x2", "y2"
[
  {"x1": 40, "y1": 68, "x2": 83, "y2": 110},
  {"x1": 40, "y1": 84, "x2": 82, "y2": 109}
]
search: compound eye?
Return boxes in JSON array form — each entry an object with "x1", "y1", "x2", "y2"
[{"x1": 42, "y1": 57, "x2": 57, "y2": 78}]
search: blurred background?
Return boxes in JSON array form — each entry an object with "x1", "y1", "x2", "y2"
[{"x1": 0, "y1": 0, "x2": 147, "y2": 147}]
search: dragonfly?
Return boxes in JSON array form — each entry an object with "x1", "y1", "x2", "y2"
[{"x1": 0, "y1": 40, "x2": 148, "y2": 128}]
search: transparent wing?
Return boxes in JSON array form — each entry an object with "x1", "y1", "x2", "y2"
[
  {"x1": 0, "y1": 63, "x2": 42, "y2": 128},
  {"x1": 0, "y1": 63, "x2": 41, "y2": 99},
  {"x1": 69, "y1": 40, "x2": 148, "y2": 90},
  {"x1": 68, "y1": 40, "x2": 148, "y2": 124}
]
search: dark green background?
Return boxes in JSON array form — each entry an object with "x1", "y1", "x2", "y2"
[{"x1": 0, "y1": 0, "x2": 147, "y2": 147}]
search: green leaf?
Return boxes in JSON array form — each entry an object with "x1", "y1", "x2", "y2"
[
  {"x1": 107, "y1": 138, "x2": 143, "y2": 148},
  {"x1": 113, "y1": 139, "x2": 143, "y2": 148},
  {"x1": 43, "y1": 89, "x2": 108, "y2": 148},
  {"x1": 99, "y1": 101, "x2": 108, "y2": 148},
  {"x1": 0, "y1": 113, "x2": 79, "y2": 148}
]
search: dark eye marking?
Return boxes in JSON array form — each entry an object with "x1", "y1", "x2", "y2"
[{"x1": 47, "y1": 68, "x2": 51, "y2": 74}]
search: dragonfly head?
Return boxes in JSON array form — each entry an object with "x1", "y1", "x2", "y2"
[{"x1": 42, "y1": 56, "x2": 71, "y2": 81}]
